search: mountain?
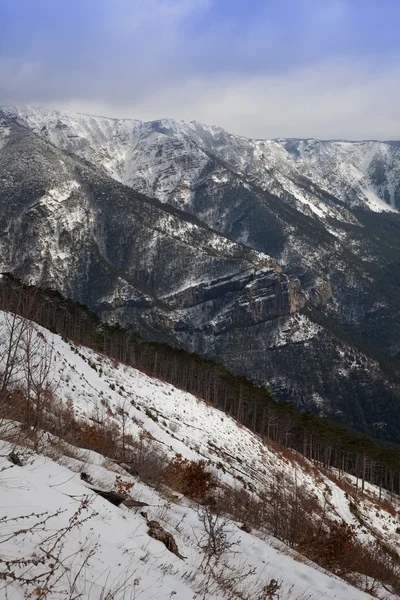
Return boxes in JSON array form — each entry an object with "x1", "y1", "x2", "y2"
[
  {"x1": 6, "y1": 105, "x2": 400, "y2": 214},
  {"x1": 2, "y1": 106, "x2": 400, "y2": 441}
]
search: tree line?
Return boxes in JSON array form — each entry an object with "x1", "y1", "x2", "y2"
[{"x1": 0, "y1": 272, "x2": 399, "y2": 498}]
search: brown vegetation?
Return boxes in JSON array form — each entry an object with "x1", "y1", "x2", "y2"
[{"x1": 164, "y1": 455, "x2": 215, "y2": 502}]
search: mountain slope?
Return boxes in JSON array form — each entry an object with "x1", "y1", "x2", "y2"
[
  {"x1": 0, "y1": 110, "x2": 295, "y2": 329},
  {"x1": 7, "y1": 107, "x2": 400, "y2": 355},
  {"x1": 1, "y1": 311, "x2": 399, "y2": 599}
]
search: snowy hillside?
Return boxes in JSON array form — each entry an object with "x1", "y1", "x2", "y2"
[
  {"x1": 1, "y1": 443, "x2": 381, "y2": 600},
  {"x1": 275, "y1": 138, "x2": 400, "y2": 212},
  {"x1": 1, "y1": 311, "x2": 400, "y2": 599}
]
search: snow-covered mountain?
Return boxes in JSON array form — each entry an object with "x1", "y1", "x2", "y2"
[
  {"x1": 1, "y1": 311, "x2": 399, "y2": 599},
  {"x1": 1, "y1": 106, "x2": 400, "y2": 442},
  {"x1": 5, "y1": 105, "x2": 400, "y2": 216}
]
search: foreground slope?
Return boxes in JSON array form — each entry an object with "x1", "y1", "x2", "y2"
[
  {"x1": 1, "y1": 445, "x2": 384, "y2": 600},
  {"x1": 1, "y1": 311, "x2": 399, "y2": 599}
]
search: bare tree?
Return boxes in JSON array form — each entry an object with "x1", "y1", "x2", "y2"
[
  {"x1": 115, "y1": 400, "x2": 130, "y2": 463},
  {"x1": 0, "y1": 311, "x2": 29, "y2": 397},
  {"x1": 21, "y1": 322, "x2": 56, "y2": 449}
]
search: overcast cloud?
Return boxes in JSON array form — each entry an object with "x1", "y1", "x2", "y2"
[{"x1": 1, "y1": 0, "x2": 400, "y2": 139}]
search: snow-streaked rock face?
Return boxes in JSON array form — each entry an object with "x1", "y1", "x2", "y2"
[
  {"x1": 2, "y1": 107, "x2": 400, "y2": 441},
  {"x1": 278, "y1": 138, "x2": 400, "y2": 212},
  {"x1": 5, "y1": 105, "x2": 400, "y2": 216}
]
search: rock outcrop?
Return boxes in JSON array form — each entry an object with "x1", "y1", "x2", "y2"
[{"x1": 147, "y1": 521, "x2": 185, "y2": 560}]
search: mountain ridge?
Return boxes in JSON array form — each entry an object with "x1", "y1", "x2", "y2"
[
  {"x1": 5, "y1": 103, "x2": 400, "y2": 143},
  {"x1": 4, "y1": 104, "x2": 400, "y2": 214}
]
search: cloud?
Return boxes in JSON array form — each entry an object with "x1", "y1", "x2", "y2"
[
  {"x1": 49, "y1": 60, "x2": 400, "y2": 140},
  {"x1": 106, "y1": 0, "x2": 211, "y2": 36},
  {"x1": 1, "y1": 0, "x2": 400, "y2": 139},
  {"x1": 304, "y1": 0, "x2": 349, "y2": 25}
]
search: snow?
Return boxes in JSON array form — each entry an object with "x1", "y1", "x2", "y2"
[
  {"x1": 0, "y1": 311, "x2": 399, "y2": 599},
  {"x1": 40, "y1": 180, "x2": 81, "y2": 210},
  {"x1": 0, "y1": 443, "x2": 379, "y2": 600},
  {"x1": 323, "y1": 476, "x2": 357, "y2": 525},
  {"x1": 288, "y1": 139, "x2": 399, "y2": 214},
  {"x1": 363, "y1": 185, "x2": 397, "y2": 213},
  {"x1": 211, "y1": 173, "x2": 229, "y2": 184},
  {"x1": 272, "y1": 314, "x2": 322, "y2": 348},
  {"x1": 0, "y1": 119, "x2": 10, "y2": 150}
]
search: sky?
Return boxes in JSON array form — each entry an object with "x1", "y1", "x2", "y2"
[{"x1": 1, "y1": 0, "x2": 400, "y2": 139}]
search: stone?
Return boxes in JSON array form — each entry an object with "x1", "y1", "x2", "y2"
[{"x1": 147, "y1": 520, "x2": 185, "y2": 560}]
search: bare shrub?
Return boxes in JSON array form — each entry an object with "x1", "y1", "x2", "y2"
[
  {"x1": 306, "y1": 521, "x2": 358, "y2": 575},
  {"x1": 218, "y1": 485, "x2": 263, "y2": 530},
  {"x1": 300, "y1": 520, "x2": 400, "y2": 595},
  {"x1": 197, "y1": 502, "x2": 238, "y2": 572},
  {"x1": 124, "y1": 431, "x2": 167, "y2": 487},
  {"x1": 114, "y1": 475, "x2": 134, "y2": 498},
  {"x1": 217, "y1": 470, "x2": 323, "y2": 549},
  {"x1": 0, "y1": 311, "x2": 30, "y2": 395},
  {"x1": 260, "y1": 471, "x2": 322, "y2": 549},
  {"x1": 0, "y1": 496, "x2": 98, "y2": 599},
  {"x1": 193, "y1": 499, "x2": 242, "y2": 600},
  {"x1": 376, "y1": 499, "x2": 397, "y2": 517},
  {"x1": 165, "y1": 455, "x2": 215, "y2": 502}
]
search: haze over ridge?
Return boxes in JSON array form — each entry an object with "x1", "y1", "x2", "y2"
[{"x1": 1, "y1": 0, "x2": 400, "y2": 139}]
